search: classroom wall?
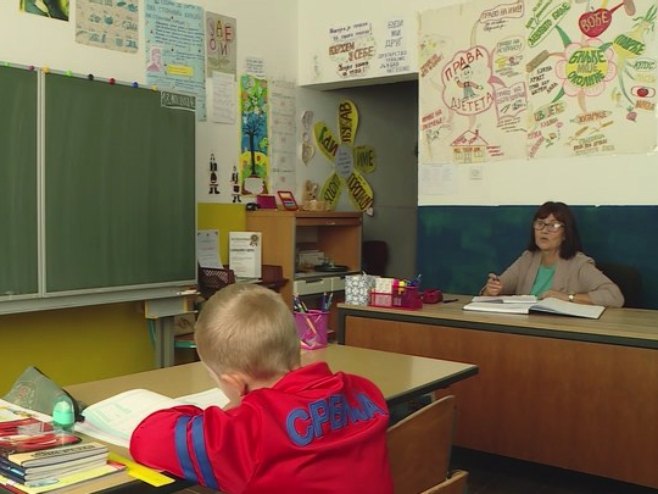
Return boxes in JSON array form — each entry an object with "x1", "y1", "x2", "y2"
[
  {"x1": 299, "y1": 0, "x2": 658, "y2": 306},
  {"x1": 0, "y1": 0, "x2": 297, "y2": 391}
]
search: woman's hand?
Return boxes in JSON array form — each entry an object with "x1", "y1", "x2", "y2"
[{"x1": 483, "y1": 273, "x2": 503, "y2": 296}]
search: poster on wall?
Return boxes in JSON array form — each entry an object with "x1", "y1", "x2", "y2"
[
  {"x1": 313, "y1": 100, "x2": 376, "y2": 214},
  {"x1": 269, "y1": 80, "x2": 297, "y2": 193},
  {"x1": 418, "y1": 0, "x2": 657, "y2": 164},
  {"x1": 145, "y1": 0, "x2": 207, "y2": 120},
  {"x1": 378, "y1": 18, "x2": 410, "y2": 75},
  {"x1": 328, "y1": 20, "x2": 377, "y2": 79},
  {"x1": 75, "y1": 0, "x2": 138, "y2": 53},
  {"x1": 206, "y1": 13, "x2": 237, "y2": 77},
  {"x1": 240, "y1": 75, "x2": 270, "y2": 196},
  {"x1": 20, "y1": 0, "x2": 68, "y2": 20}
]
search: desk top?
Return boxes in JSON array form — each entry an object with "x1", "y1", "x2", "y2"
[
  {"x1": 338, "y1": 294, "x2": 658, "y2": 348},
  {"x1": 67, "y1": 344, "x2": 477, "y2": 410}
]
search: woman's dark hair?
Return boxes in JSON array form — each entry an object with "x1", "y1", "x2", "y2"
[{"x1": 527, "y1": 201, "x2": 582, "y2": 259}]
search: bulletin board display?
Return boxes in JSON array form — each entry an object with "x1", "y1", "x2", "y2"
[{"x1": 418, "y1": 0, "x2": 657, "y2": 165}]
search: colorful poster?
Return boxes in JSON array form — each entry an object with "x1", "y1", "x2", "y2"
[
  {"x1": 20, "y1": 0, "x2": 68, "y2": 20},
  {"x1": 240, "y1": 75, "x2": 270, "y2": 196},
  {"x1": 314, "y1": 100, "x2": 376, "y2": 213},
  {"x1": 206, "y1": 13, "x2": 237, "y2": 77},
  {"x1": 418, "y1": 0, "x2": 657, "y2": 164},
  {"x1": 145, "y1": 0, "x2": 206, "y2": 120},
  {"x1": 75, "y1": 0, "x2": 138, "y2": 53}
]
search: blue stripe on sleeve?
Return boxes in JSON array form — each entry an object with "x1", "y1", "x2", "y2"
[
  {"x1": 174, "y1": 416, "x2": 197, "y2": 483},
  {"x1": 190, "y1": 415, "x2": 219, "y2": 490}
]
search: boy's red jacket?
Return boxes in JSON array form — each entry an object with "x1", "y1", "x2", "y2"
[{"x1": 130, "y1": 362, "x2": 394, "y2": 494}]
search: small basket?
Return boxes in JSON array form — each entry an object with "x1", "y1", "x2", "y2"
[
  {"x1": 198, "y1": 266, "x2": 235, "y2": 299},
  {"x1": 369, "y1": 286, "x2": 422, "y2": 310}
]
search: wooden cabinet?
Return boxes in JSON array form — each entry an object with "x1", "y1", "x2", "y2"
[{"x1": 245, "y1": 210, "x2": 362, "y2": 306}]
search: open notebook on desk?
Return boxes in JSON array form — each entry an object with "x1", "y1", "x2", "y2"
[
  {"x1": 463, "y1": 296, "x2": 606, "y2": 319},
  {"x1": 75, "y1": 388, "x2": 229, "y2": 449}
]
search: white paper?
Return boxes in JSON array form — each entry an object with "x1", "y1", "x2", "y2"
[
  {"x1": 419, "y1": 163, "x2": 457, "y2": 196},
  {"x1": 229, "y1": 232, "x2": 262, "y2": 279},
  {"x1": 197, "y1": 230, "x2": 223, "y2": 269},
  {"x1": 212, "y1": 71, "x2": 236, "y2": 124}
]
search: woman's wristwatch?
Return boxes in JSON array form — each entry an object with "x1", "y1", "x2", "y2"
[{"x1": 568, "y1": 293, "x2": 575, "y2": 302}]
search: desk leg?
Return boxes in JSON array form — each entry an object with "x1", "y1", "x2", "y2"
[{"x1": 152, "y1": 317, "x2": 176, "y2": 368}]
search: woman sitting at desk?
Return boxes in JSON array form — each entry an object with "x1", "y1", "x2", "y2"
[{"x1": 482, "y1": 201, "x2": 624, "y2": 307}]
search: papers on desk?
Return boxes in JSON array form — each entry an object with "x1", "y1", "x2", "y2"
[
  {"x1": 463, "y1": 297, "x2": 606, "y2": 319},
  {"x1": 75, "y1": 388, "x2": 229, "y2": 448}
]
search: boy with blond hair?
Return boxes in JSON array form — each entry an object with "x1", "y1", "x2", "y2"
[{"x1": 130, "y1": 283, "x2": 393, "y2": 494}]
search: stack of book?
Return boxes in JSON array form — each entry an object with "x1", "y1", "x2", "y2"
[{"x1": 0, "y1": 400, "x2": 125, "y2": 493}]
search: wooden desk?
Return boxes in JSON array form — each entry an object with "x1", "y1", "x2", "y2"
[
  {"x1": 65, "y1": 344, "x2": 478, "y2": 493},
  {"x1": 337, "y1": 296, "x2": 658, "y2": 489}
]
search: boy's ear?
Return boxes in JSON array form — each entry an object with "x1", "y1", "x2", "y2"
[{"x1": 219, "y1": 372, "x2": 250, "y2": 397}]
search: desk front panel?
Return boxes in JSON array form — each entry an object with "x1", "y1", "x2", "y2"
[{"x1": 342, "y1": 307, "x2": 658, "y2": 489}]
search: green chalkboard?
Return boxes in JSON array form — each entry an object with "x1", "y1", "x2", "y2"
[
  {"x1": 44, "y1": 74, "x2": 196, "y2": 292},
  {"x1": 0, "y1": 67, "x2": 38, "y2": 296}
]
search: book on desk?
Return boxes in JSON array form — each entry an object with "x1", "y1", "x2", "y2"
[
  {"x1": 463, "y1": 296, "x2": 606, "y2": 319},
  {"x1": 0, "y1": 400, "x2": 124, "y2": 494}
]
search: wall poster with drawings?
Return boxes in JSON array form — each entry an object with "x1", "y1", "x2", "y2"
[{"x1": 418, "y1": 0, "x2": 657, "y2": 165}]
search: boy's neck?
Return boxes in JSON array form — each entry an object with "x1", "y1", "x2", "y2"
[{"x1": 247, "y1": 364, "x2": 300, "y2": 392}]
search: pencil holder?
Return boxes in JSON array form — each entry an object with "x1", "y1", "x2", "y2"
[{"x1": 294, "y1": 310, "x2": 329, "y2": 350}]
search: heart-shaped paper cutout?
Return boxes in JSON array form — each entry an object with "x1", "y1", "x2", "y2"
[{"x1": 579, "y1": 9, "x2": 613, "y2": 38}]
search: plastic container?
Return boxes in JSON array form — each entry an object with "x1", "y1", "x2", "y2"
[
  {"x1": 52, "y1": 394, "x2": 75, "y2": 432},
  {"x1": 294, "y1": 310, "x2": 329, "y2": 350},
  {"x1": 369, "y1": 286, "x2": 422, "y2": 310}
]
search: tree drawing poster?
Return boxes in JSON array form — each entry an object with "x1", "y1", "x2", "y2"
[
  {"x1": 418, "y1": 0, "x2": 657, "y2": 164},
  {"x1": 239, "y1": 75, "x2": 270, "y2": 196}
]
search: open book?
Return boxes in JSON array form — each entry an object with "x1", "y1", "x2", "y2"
[
  {"x1": 463, "y1": 297, "x2": 606, "y2": 319},
  {"x1": 75, "y1": 388, "x2": 229, "y2": 449}
]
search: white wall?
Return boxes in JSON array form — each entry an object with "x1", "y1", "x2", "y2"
[{"x1": 0, "y1": 0, "x2": 298, "y2": 206}]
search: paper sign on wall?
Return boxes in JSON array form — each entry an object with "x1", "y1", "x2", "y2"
[{"x1": 229, "y1": 232, "x2": 262, "y2": 279}]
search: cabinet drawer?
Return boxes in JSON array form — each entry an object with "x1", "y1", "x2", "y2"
[
  {"x1": 294, "y1": 277, "x2": 341, "y2": 295},
  {"x1": 296, "y1": 217, "x2": 361, "y2": 227}
]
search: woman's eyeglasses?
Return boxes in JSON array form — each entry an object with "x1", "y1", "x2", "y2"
[{"x1": 533, "y1": 220, "x2": 564, "y2": 232}]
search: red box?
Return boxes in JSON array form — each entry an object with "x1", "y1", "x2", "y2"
[{"x1": 368, "y1": 286, "x2": 422, "y2": 310}]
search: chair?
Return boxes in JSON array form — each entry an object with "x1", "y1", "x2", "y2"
[
  {"x1": 596, "y1": 262, "x2": 643, "y2": 308},
  {"x1": 387, "y1": 395, "x2": 468, "y2": 494},
  {"x1": 362, "y1": 240, "x2": 389, "y2": 276}
]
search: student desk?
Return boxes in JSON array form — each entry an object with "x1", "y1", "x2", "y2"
[
  {"x1": 64, "y1": 343, "x2": 478, "y2": 493},
  {"x1": 337, "y1": 296, "x2": 658, "y2": 490}
]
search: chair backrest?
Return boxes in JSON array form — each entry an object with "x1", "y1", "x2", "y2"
[
  {"x1": 596, "y1": 262, "x2": 643, "y2": 308},
  {"x1": 362, "y1": 240, "x2": 389, "y2": 276},
  {"x1": 387, "y1": 395, "x2": 456, "y2": 494}
]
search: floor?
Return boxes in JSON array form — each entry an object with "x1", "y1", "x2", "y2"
[
  {"x1": 172, "y1": 448, "x2": 658, "y2": 494},
  {"x1": 451, "y1": 447, "x2": 658, "y2": 494}
]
